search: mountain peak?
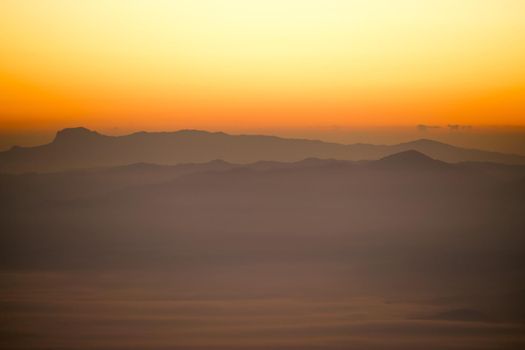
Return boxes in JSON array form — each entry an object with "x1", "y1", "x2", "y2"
[
  {"x1": 402, "y1": 138, "x2": 451, "y2": 148},
  {"x1": 413, "y1": 138, "x2": 442, "y2": 144},
  {"x1": 53, "y1": 127, "x2": 103, "y2": 144},
  {"x1": 378, "y1": 150, "x2": 446, "y2": 168}
]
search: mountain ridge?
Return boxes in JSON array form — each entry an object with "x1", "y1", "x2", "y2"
[{"x1": 1, "y1": 127, "x2": 524, "y2": 173}]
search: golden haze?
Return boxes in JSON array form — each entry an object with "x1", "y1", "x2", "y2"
[{"x1": 1, "y1": 0, "x2": 525, "y2": 133}]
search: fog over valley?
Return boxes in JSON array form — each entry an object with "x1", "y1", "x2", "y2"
[{"x1": 1, "y1": 133, "x2": 524, "y2": 349}]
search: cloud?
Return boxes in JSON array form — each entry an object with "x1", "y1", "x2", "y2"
[
  {"x1": 448, "y1": 124, "x2": 472, "y2": 131},
  {"x1": 417, "y1": 124, "x2": 440, "y2": 132}
]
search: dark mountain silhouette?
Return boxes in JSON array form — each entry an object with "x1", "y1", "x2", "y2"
[
  {"x1": 52, "y1": 126, "x2": 106, "y2": 144},
  {"x1": 375, "y1": 150, "x2": 450, "y2": 170},
  {"x1": 1, "y1": 127, "x2": 524, "y2": 173},
  {"x1": 380, "y1": 149, "x2": 438, "y2": 163}
]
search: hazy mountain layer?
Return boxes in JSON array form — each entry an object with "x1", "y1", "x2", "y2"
[
  {"x1": 1, "y1": 127, "x2": 524, "y2": 173},
  {"x1": 1, "y1": 152, "x2": 525, "y2": 349}
]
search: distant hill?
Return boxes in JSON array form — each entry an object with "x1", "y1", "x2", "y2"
[
  {"x1": 1, "y1": 150, "x2": 525, "y2": 332},
  {"x1": 2, "y1": 150, "x2": 524, "y2": 209},
  {"x1": 1, "y1": 127, "x2": 524, "y2": 173},
  {"x1": 373, "y1": 150, "x2": 450, "y2": 170},
  {"x1": 2, "y1": 150, "x2": 525, "y2": 270}
]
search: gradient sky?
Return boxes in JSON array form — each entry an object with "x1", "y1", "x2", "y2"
[{"x1": 1, "y1": 0, "x2": 524, "y2": 143}]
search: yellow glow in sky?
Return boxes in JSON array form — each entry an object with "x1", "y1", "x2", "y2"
[{"x1": 1, "y1": 0, "x2": 524, "y2": 132}]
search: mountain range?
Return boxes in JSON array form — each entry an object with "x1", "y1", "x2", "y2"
[
  {"x1": 1, "y1": 149, "x2": 525, "y2": 349},
  {"x1": 1, "y1": 127, "x2": 524, "y2": 173},
  {"x1": 2, "y1": 149, "x2": 524, "y2": 268}
]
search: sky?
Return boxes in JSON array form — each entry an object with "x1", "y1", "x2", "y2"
[{"x1": 1, "y1": 0, "x2": 524, "y2": 152}]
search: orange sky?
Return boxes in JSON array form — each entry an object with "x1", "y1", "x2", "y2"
[{"x1": 1, "y1": 0, "x2": 525, "y2": 134}]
